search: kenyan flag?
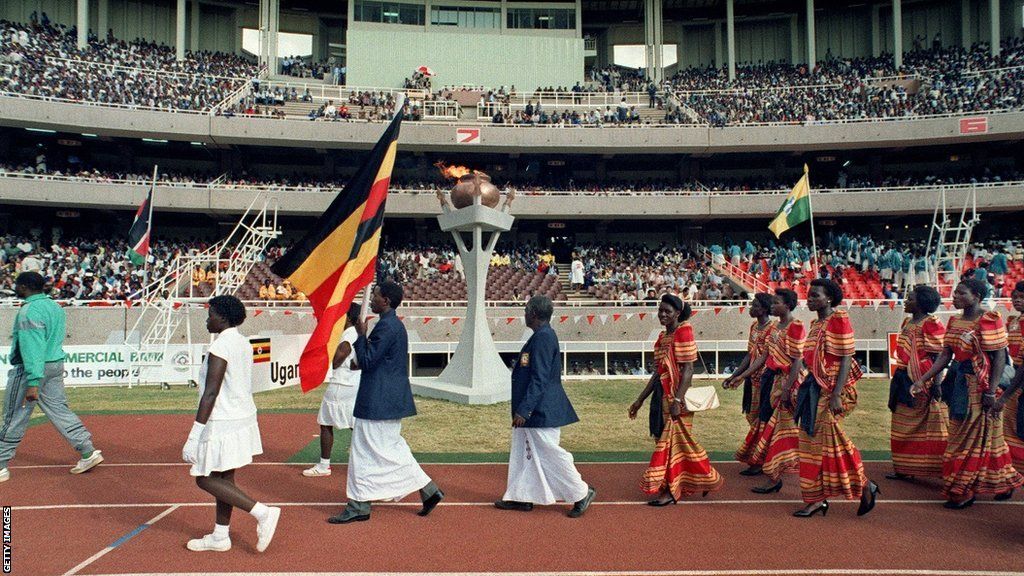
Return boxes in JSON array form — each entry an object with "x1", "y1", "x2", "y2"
[{"x1": 127, "y1": 186, "x2": 153, "y2": 266}]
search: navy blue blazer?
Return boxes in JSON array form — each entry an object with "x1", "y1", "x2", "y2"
[
  {"x1": 511, "y1": 323, "x2": 579, "y2": 428},
  {"x1": 353, "y1": 310, "x2": 417, "y2": 421}
]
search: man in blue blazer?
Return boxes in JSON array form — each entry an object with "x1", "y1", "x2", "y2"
[
  {"x1": 495, "y1": 295, "x2": 596, "y2": 517},
  {"x1": 328, "y1": 281, "x2": 444, "y2": 524}
]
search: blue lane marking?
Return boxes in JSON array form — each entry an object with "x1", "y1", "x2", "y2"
[{"x1": 108, "y1": 522, "x2": 152, "y2": 549}]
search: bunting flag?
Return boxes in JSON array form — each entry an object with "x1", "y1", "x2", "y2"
[
  {"x1": 768, "y1": 164, "x2": 811, "y2": 239},
  {"x1": 270, "y1": 110, "x2": 404, "y2": 392},
  {"x1": 126, "y1": 184, "x2": 154, "y2": 266}
]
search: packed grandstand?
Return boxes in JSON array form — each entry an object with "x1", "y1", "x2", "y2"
[{"x1": 0, "y1": 0, "x2": 1022, "y2": 313}]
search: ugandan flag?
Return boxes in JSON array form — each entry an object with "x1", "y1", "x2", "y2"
[
  {"x1": 768, "y1": 164, "x2": 812, "y2": 239},
  {"x1": 126, "y1": 184, "x2": 154, "y2": 266},
  {"x1": 251, "y1": 337, "x2": 271, "y2": 364},
  {"x1": 270, "y1": 110, "x2": 403, "y2": 392}
]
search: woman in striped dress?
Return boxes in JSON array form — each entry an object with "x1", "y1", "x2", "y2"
[
  {"x1": 629, "y1": 294, "x2": 723, "y2": 505},
  {"x1": 993, "y1": 281, "x2": 1024, "y2": 472},
  {"x1": 789, "y1": 279, "x2": 878, "y2": 517},
  {"x1": 749, "y1": 289, "x2": 805, "y2": 494},
  {"x1": 723, "y1": 292, "x2": 776, "y2": 476},
  {"x1": 915, "y1": 279, "x2": 1023, "y2": 508},
  {"x1": 888, "y1": 285, "x2": 948, "y2": 480}
]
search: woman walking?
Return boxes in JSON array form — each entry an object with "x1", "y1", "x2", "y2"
[
  {"x1": 723, "y1": 293, "x2": 776, "y2": 476},
  {"x1": 913, "y1": 279, "x2": 1023, "y2": 508},
  {"x1": 790, "y1": 279, "x2": 878, "y2": 517},
  {"x1": 888, "y1": 285, "x2": 948, "y2": 480},
  {"x1": 182, "y1": 295, "x2": 281, "y2": 552},
  {"x1": 629, "y1": 294, "x2": 723, "y2": 505},
  {"x1": 303, "y1": 303, "x2": 362, "y2": 477},
  {"x1": 749, "y1": 289, "x2": 805, "y2": 494},
  {"x1": 993, "y1": 281, "x2": 1024, "y2": 471}
]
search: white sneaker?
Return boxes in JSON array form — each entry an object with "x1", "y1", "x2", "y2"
[
  {"x1": 256, "y1": 507, "x2": 281, "y2": 552},
  {"x1": 302, "y1": 466, "x2": 331, "y2": 477},
  {"x1": 0, "y1": 468, "x2": 9, "y2": 482},
  {"x1": 70, "y1": 450, "x2": 104, "y2": 474},
  {"x1": 186, "y1": 534, "x2": 231, "y2": 552}
]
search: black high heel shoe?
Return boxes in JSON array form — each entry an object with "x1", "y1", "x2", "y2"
[
  {"x1": 751, "y1": 481, "x2": 783, "y2": 494},
  {"x1": 994, "y1": 488, "x2": 1014, "y2": 501},
  {"x1": 943, "y1": 496, "x2": 976, "y2": 510},
  {"x1": 793, "y1": 500, "x2": 828, "y2": 517},
  {"x1": 857, "y1": 480, "x2": 880, "y2": 516},
  {"x1": 648, "y1": 495, "x2": 677, "y2": 507}
]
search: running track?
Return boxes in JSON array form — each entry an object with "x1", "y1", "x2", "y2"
[{"x1": 3, "y1": 414, "x2": 1023, "y2": 576}]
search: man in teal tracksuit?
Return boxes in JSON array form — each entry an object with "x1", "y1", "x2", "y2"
[{"x1": 0, "y1": 272, "x2": 103, "y2": 483}]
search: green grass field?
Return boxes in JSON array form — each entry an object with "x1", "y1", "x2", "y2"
[{"x1": 50, "y1": 378, "x2": 894, "y2": 461}]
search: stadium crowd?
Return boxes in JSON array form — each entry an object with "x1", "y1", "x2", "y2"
[
  {"x1": 1, "y1": 228, "x2": 1020, "y2": 303},
  {"x1": 3, "y1": 159, "x2": 1020, "y2": 194},
  {"x1": 0, "y1": 17, "x2": 257, "y2": 111},
  {"x1": 3, "y1": 12, "x2": 1022, "y2": 126}
]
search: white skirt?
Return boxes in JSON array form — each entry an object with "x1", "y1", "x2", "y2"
[
  {"x1": 190, "y1": 415, "x2": 264, "y2": 477},
  {"x1": 503, "y1": 427, "x2": 589, "y2": 506},
  {"x1": 346, "y1": 418, "x2": 431, "y2": 502},
  {"x1": 318, "y1": 383, "x2": 358, "y2": 429}
]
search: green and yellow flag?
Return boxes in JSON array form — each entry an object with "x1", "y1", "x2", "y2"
[{"x1": 768, "y1": 165, "x2": 811, "y2": 238}]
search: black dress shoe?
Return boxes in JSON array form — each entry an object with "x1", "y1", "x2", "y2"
[
  {"x1": 994, "y1": 488, "x2": 1014, "y2": 501},
  {"x1": 885, "y1": 472, "x2": 913, "y2": 481},
  {"x1": 418, "y1": 489, "x2": 444, "y2": 516},
  {"x1": 647, "y1": 495, "x2": 676, "y2": 507},
  {"x1": 739, "y1": 466, "x2": 763, "y2": 476},
  {"x1": 567, "y1": 486, "x2": 596, "y2": 518},
  {"x1": 943, "y1": 496, "x2": 976, "y2": 510},
  {"x1": 494, "y1": 500, "x2": 534, "y2": 511},
  {"x1": 793, "y1": 501, "x2": 828, "y2": 517},
  {"x1": 751, "y1": 481, "x2": 783, "y2": 494},
  {"x1": 327, "y1": 512, "x2": 370, "y2": 524},
  {"x1": 857, "y1": 480, "x2": 880, "y2": 516}
]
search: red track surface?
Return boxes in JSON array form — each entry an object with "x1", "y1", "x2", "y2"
[{"x1": 4, "y1": 414, "x2": 1024, "y2": 576}]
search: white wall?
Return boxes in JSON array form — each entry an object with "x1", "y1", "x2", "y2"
[
  {"x1": 347, "y1": 25, "x2": 584, "y2": 88},
  {"x1": 816, "y1": 6, "x2": 873, "y2": 60}
]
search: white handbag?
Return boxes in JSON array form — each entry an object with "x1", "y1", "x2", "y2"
[{"x1": 684, "y1": 386, "x2": 721, "y2": 412}]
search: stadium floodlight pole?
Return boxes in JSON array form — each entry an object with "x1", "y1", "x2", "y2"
[{"x1": 804, "y1": 164, "x2": 819, "y2": 279}]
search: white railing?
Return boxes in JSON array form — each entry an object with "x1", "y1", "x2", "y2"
[
  {"x1": 44, "y1": 56, "x2": 258, "y2": 82},
  {"x1": 0, "y1": 90, "x2": 213, "y2": 115},
  {"x1": 1, "y1": 171, "x2": 1021, "y2": 199},
  {"x1": 0, "y1": 298, "x2": 1012, "y2": 310},
  {"x1": 4, "y1": 89, "x2": 1021, "y2": 127},
  {"x1": 412, "y1": 338, "x2": 893, "y2": 377}
]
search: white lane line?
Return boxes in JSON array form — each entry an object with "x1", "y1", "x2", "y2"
[
  {"x1": 14, "y1": 499, "x2": 1024, "y2": 511},
  {"x1": 61, "y1": 505, "x2": 180, "y2": 576},
  {"x1": 7, "y1": 459, "x2": 897, "y2": 469},
  {"x1": 81, "y1": 565, "x2": 1024, "y2": 569}
]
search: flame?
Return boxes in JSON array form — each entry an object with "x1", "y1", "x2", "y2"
[{"x1": 434, "y1": 161, "x2": 479, "y2": 180}]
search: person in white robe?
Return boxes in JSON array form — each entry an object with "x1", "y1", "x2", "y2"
[{"x1": 495, "y1": 295, "x2": 596, "y2": 517}]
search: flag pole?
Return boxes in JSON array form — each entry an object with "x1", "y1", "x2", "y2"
[
  {"x1": 804, "y1": 164, "x2": 819, "y2": 280},
  {"x1": 144, "y1": 164, "x2": 157, "y2": 296},
  {"x1": 359, "y1": 93, "x2": 406, "y2": 325}
]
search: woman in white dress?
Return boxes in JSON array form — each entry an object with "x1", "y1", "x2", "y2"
[
  {"x1": 182, "y1": 295, "x2": 280, "y2": 553},
  {"x1": 303, "y1": 303, "x2": 362, "y2": 477}
]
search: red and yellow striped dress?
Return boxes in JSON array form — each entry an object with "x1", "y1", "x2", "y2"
[
  {"x1": 890, "y1": 316, "x2": 949, "y2": 477},
  {"x1": 798, "y1": 310, "x2": 867, "y2": 504},
  {"x1": 734, "y1": 319, "x2": 777, "y2": 464},
  {"x1": 640, "y1": 323, "x2": 724, "y2": 499},
  {"x1": 747, "y1": 320, "x2": 806, "y2": 480},
  {"x1": 1005, "y1": 314, "x2": 1024, "y2": 469},
  {"x1": 941, "y1": 312, "x2": 1023, "y2": 499}
]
